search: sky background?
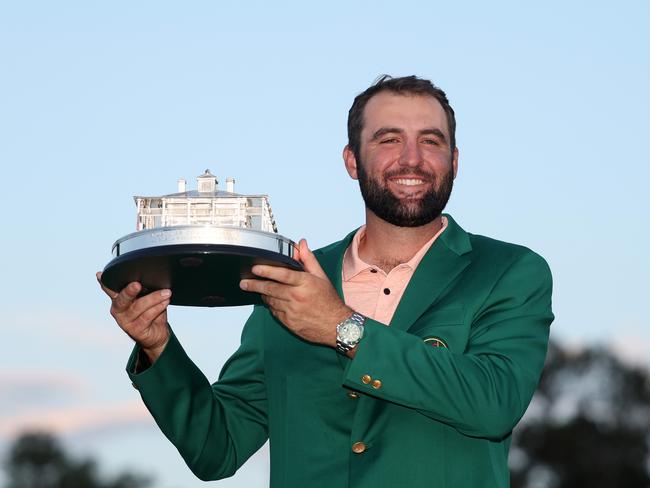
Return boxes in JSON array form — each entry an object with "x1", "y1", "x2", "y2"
[{"x1": 0, "y1": 1, "x2": 648, "y2": 486}]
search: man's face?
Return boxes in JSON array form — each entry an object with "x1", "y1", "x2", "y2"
[{"x1": 344, "y1": 92, "x2": 458, "y2": 227}]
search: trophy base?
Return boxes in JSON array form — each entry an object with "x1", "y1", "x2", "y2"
[{"x1": 101, "y1": 244, "x2": 303, "y2": 307}]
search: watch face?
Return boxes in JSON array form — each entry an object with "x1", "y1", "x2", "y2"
[{"x1": 340, "y1": 322, "x2": 361, "y2": 343}]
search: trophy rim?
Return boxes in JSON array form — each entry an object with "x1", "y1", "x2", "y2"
[
  {"x1": 101, "y1": 243, "x2": 303, "y2": 307},
  {"x1": 111, "y1": 225, "x2": 297, "y2": 260}
]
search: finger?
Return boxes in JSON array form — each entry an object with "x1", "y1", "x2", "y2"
[
  {"x1": 271, "y1": 294, "x2": 293, "y2": 311},
  {"x1": 112, "y1": 282, "x2": 143, "y2": 312},
  {"x1": 297, "y1": 239, "x2": 328, "y2": 280},
  {"x1": 96, "y1": 272, "x2": 119, "y2": 299},
  {"x1": 126, "y1": 289, "x2": 173, "y2": 319},
  {"x1": 133, "y1": 298, "x2": 170, "y2": 327},
  {"x1": 250, "y1": 264, "x2": 302, "y2": 286},
  {"x1": 240, "y1": 278, "x2": 292, "y2": 301}
]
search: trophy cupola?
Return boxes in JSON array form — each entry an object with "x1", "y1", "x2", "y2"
[
  {"x1": 197, "y1": 169, "x2": 218, "y2": 193},
  {"x1": 133, "y1": 169, "x2": 277, "y2": 234}
]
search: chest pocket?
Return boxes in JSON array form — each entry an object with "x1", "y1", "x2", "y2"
[{"x1": 408, "y1": 307, "x2": 468, "y2": 353}]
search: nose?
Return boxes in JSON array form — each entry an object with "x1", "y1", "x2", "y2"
[{"x1": 398, "y1": 140, "x2": 422, "y2": 167}]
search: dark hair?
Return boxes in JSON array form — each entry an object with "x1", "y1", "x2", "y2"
[{"x1": 347, "y1": 75, "x2": 456, "y2": 159}]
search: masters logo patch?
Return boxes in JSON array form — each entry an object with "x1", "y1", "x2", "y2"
[{"x1": 423, "y1": 337, "x2": 448, "y2": 348}]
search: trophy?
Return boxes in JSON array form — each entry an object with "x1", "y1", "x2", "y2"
[{"x1": 100, "y1": 169, "x2": 302, "y2": 307}]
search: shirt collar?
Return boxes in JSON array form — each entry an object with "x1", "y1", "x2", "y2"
[{"x1": 342, "y1": 216, "x2": 448, "y2": 281}]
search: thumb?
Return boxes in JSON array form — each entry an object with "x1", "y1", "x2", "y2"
[{"x1": 297, "y1": 239, "x2": 328, "y2": 280}]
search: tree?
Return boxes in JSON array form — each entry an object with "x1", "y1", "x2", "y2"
[
  {"x1": 511, "y1": 341, "x2": 650, "y2": 488},
  {"x1": 3, "y1": 431, "x2": 152, "y2": 488}
]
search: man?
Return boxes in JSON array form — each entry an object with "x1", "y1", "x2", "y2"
[{"x1": 98, "y1": 75, "x2": 553, "y2": 487}]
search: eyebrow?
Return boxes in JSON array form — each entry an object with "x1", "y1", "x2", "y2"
[{"x1": 370, "y1": 127, "x2": 448, "y2": 143}]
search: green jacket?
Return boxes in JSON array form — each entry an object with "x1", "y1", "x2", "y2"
[{"x1": 128, "y1": 215, "x2": 554, "y2": 487}]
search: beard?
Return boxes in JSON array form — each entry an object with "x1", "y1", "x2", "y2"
[{"x1": 356, "y1": 160, "x2": 454, "y2": 228}]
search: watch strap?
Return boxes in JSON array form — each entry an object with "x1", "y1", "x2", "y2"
[{"x1": 336, "y1": 312, "x2": 366, "y2": 354}]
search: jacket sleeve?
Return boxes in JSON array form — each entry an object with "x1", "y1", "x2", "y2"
[
  {"x1": 127, "y1": 306, "x2": 268, "y2": 481},
  {"x1": 342, "y1": 250, "x2": 553, "y2": 440}
]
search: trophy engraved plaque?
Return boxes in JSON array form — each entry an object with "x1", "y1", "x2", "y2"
[{"x1": 101, "y1": 170, "x2": 302, "y2": 307}]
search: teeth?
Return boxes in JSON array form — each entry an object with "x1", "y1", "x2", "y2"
[{"x1": 394, "y1": 178, "x2": 425, "y2": 186}]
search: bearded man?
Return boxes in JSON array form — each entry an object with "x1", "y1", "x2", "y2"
[{"x1": 99, "y1": 75, "x2": 553, "y2": 487}]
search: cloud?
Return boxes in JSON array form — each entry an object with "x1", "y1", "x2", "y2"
[
  {"x1": 3, "y1": 307, "x2": 132, "y2": 350},
  {"x1": 0, "y1": 370, "x2": 87, "y2": 416},
  {"x1": 0, "y1": 400, "x2": 152, "y2": 440},
  {"x1": 0, "y1": 371, "x2": 151, "y2": 442}
]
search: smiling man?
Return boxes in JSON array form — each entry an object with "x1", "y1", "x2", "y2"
[
  {"x1": 350, "y1": 89, "x2": 456, "y2": 229},
  {"x1": 99, "y1": 75, "x2": 554, "y2": 487}
]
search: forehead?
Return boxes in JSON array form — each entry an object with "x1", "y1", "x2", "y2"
[{"x1": 362, "y1": 91, "x2": 449, "y2": 137}]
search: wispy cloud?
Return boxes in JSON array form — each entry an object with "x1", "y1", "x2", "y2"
[
  {"x1": 0, "y1": 370, "x2": 152, "y2": 442},
  {"x1": 2, "y1": 307, "x2": 132, "y2": 350},
  {"x1": 0, "y1": 400, "x2": 151, "y2": 440},
  {"x1": 0, "y1": 370, "x2": 87, "y2": 415}
]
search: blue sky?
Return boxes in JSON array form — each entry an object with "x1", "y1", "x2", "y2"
[{"x1": 0, "y1": 1, "x2": 648, "y2": 486}]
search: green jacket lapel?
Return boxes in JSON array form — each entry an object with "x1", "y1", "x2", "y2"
[
  {"x1": 389, "y1": 214, "x2": 472, "y2": 331},
  {"x1": 314, "y1": 215, "x2": 472, "y2": 333}
]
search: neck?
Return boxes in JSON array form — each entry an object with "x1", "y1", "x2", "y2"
[{"x1": 358, "y1": 211, "x2": 444, "y2": 273}]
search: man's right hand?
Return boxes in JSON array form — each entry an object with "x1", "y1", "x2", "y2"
[{"x1": 96, "y1": 272, "x2": 171, "y2": 363}]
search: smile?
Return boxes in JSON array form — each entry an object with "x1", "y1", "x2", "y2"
[{"x1": 393, "y1": 178, "x2": 426, "y2": 186}]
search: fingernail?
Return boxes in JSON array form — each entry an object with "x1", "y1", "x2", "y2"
[
  {"x1": 239, "y1": 280, "x2": 248, "y2": 290},
  {"x1": 160, "y1": 289, "x2": 171, "y2": 298}
]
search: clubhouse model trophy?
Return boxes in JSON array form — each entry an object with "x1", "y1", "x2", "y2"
[{"x1": 100, "y1": 169, "x2": 301, "y2": 307}]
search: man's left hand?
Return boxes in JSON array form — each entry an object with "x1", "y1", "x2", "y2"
[{"x1": 240, "y1": 239, "x2": 352, "y2": 348}]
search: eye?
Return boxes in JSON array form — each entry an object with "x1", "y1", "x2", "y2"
[
  {"x1": 380, "y1": 138, "x2": 400, "y2": 144},
  {"x1": 422, "y1": 138, "x2": 439, "y2": 145}
]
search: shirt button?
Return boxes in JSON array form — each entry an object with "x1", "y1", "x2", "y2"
[
  {"x1": 348, "y1": 391, "x2": 360, "y2": 399},
  {"x1": 352, "y1": 442, "x2": 366, "y2": 454},
  {"x1": 361, "y1": 374, "x2": 372, "y2": 384},
  {"x1": 372, "y1": 379, "x2": 382, "y2": 389},
  {"x1": 383, "y1": 288, "x2": 390, "y2": 295},
  {"x1": 370, "y1": 268, "x2": 378, "y2": 273}
]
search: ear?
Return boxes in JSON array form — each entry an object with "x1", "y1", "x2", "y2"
[
  {"x1": 451, "y1": 147, "x2": 459, "y2": 179},
  {"x1": 343, "y1": 145, "x2": 359, "y2": 180}
]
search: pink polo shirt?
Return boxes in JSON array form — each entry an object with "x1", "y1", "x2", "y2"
[{"x1": 342, "y1": 217, "x2": 448, "y2": 325}]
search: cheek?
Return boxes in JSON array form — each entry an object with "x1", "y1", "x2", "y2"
[
  {"x1": 364, "y1": 147, "x2": 401, "y2": 171},
  {"x1": 425, "y1": 151, "x2": 455, "y2": 171}
]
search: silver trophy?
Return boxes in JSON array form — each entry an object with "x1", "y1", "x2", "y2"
[{"x1": 100, "y1": 169, "x2": 301, "y2": 307}]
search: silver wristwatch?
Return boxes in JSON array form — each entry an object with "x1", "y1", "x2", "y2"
[{"x1": 336, "y1": 312, "x2": 366, "y2": 354}]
